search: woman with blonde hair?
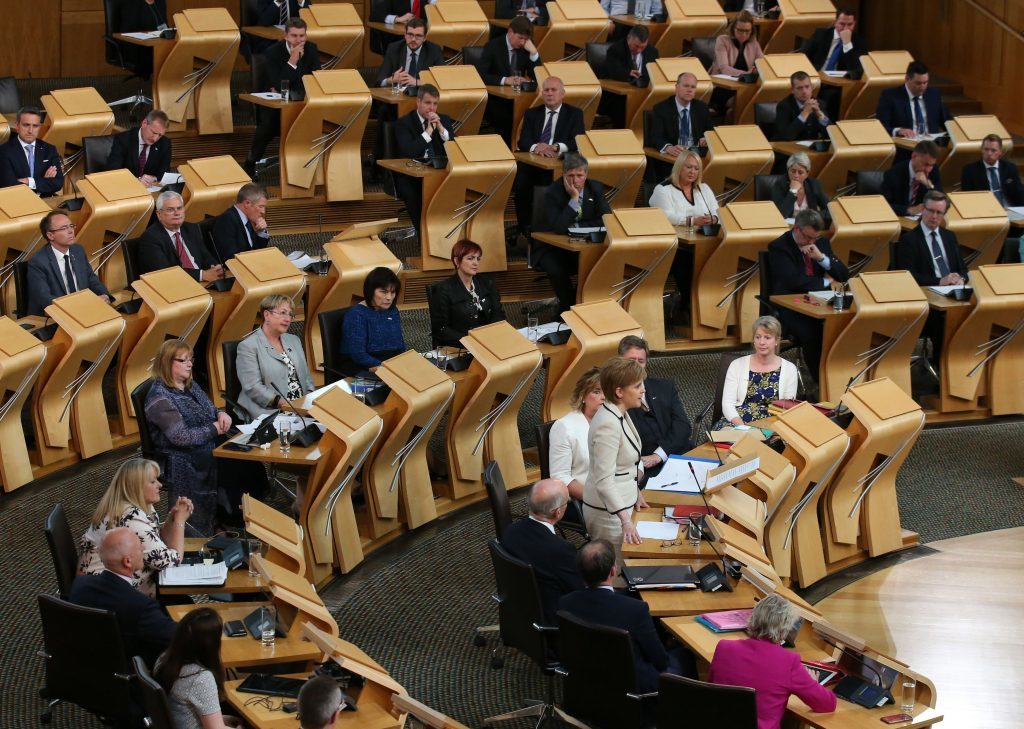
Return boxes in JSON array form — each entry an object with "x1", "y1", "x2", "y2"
[
  {"x1": 548, "y1": 367, "x2": 605, "y2": 501},
  {"x1": 77, "y1": 457, "x2": 189, "y2": 597},
  {"x1": 720, "y1": 315, "x2": 799, "y2": 426}
]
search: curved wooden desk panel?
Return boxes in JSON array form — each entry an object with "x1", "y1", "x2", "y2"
[
  {"x1": 725, "y1": 436, "x2": 797, "y2": 529},
  {"x1": 40, "y1": 87, "x2": 115, "y2": 191},
  {"x1": 656, "y1": 0, "x2": 727, "y2": 59},
  {"x1": 940, "y1": 115, "x2": 1012, "y2": 194},
  {"x1": 534, "y1": 62, "x2": 604, "y2": 131},
  {"x1": 0, "y1": 185, "x2": 52, "y2": 316},
  {"x1": 944, "y1": 191, "x2": 1011, "y2": 269},
  {"x1": 841, "y1": 50, "x2": 913, "y2": 121},
  {"x1": 300, "y1": 3, "x2": 365, "y2": 70},
  {"x1": 419, "y1": 66, "x2": 488, "y2": 137},
  {"x1": 537, "y1": 0, "x2": 609, "y2": 63},
  {"x1": 827, "y1": 195, "x2": 901, "y2": 276},
  {"x1": 0, "y1": 319, "x2": 47, "y2": 492},
  {"x1": 575, "y1": 130, "x2": 646, "y2": 210},
  {"x1": 818, "y1": 119, "x2": 895, "y2": 198},
  {"x1": 242, "y1": 493, "x2": 307, "y2": 578},
  {"x1": 179, "y1": 155, "x2": 254, "y2": 224},
  {"x1": 424, "y1": 1, "x2": 489, "y2": 53},
  {"x1": 702, "y1": 126, "x2": 774, "y2": 202}
]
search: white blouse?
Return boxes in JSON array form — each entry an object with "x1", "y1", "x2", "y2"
[
  {"x1": 548, "y1": 410, "x2": 590, "y2": 488},
  {"x1": 649, "y1": 181, "x2": 719, "y2": 226}
]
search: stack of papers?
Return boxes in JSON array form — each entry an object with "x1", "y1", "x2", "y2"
[
  {"x1": 121, "y1": 30, "x2": 163, "y2": 40},
  {"x1": 159, "y1": 562, "x2": 228, "y2": 586},
  {"x1": 146, "y1": 172, "x2": 184, "y2": 192},
  {"x1": 928, "y1": 284, "x2": 969, "y2": 295},
  {"x1": 301, "y1": 380, "x2": 352, "y2": 409},
  {"x1": 695, "y1": 608, "x2": 752, "y2": 632},
  {"x1": 636, "y1": 521, "x2": 679, "y2": 541},
  {"x1": 645, "y1": 455, "x2": 719, "y2": 493},
  {"x1": 1007, "y1": 206, "x2": 1024, "y2": 221},
  {"x1": 251, "y1": 91, "x2": 285, "y2": 101}
]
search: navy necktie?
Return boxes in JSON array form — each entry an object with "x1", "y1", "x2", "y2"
[
  {"x1": 929, "y1": 230, "x2": 950, "y2": 278},
  {"x1": 987, "y1": 166, "x2": 1005, "y2": 207},
  {"x1": 539, "y1": 110, "x2": 554, "y2": 145},
  {"x1": 678, "y1": 107, "x2": 691, "y2": 147},
  {"x1": 824, "y1": 39, "x2": 843, "y2": 71},
  {"x1": 913, "y1": 96, "x2": 926, "y2": 135},
  {"x1": 63, "y1": 253, "x2": 77, "y2": 294},
  {"x1": 408, "y1": 49, "x2": 419, "y2": 79}
]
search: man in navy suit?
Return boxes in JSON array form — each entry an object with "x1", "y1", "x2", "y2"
[
  {"x1": 772, "y1": 71, "x2": 831, "y2": 142},
  {"x1": 799, "y1": 7, "x2": 866, "y2": 118},
  {"x1": 882, "y1": 139, "x2": 943, "y2": 217},
  {"x1": 477, "y1": 17, "x2": 541, "y2": 144},
  {"x1": 68, "y1": 527, "x2": 177, "y2": 667},
  {"x1": 375, "y1": 18, "x2": 443, "y2": 90},
  {"x1": 875, "y1": 61, "x2": 950, "y2": 141},
  {"x1": 501, "y1": 479, "x2": 585, "y2": 625},
  {"x1": 27, "y1": 211, "x2": 112, "y2": 316},
  {"x1": 0, "y1": 107, "x2": 64, "y2": 197},
  {"x1": 211, "y1": 183, "x2": 271, "y2": 261},
  {"x1": 393, "y1": 84, "x2": 456, "y2": 232},
  {"x1": 138, "y1": 191, "x2": 224, "y2": 282},
  {"x1": 961, "y1": 133, "x2": 1024, "y2": 208},
  {"x1": 645, "y1": 72, "x2": 713, "y2": 180},
  {"x1": 558, "y1": 540, "x2": 695, "y2": 694},
  {"x1": 618, "y1": 336, "x2": 693, "y2": 479},
  {"x1": 107, "y1": 109, "x2": 172, "y2": 187},
  {"x1": 600, "y1": 26, "x2": 659, "y2": 128}
]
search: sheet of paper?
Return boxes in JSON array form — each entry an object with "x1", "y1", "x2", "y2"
[
  {"x1": 928, "y1": 284, "x2": 967, "y2": 295},
  {"x1": 159, "y1": 562, "x2": 228, "y2": 585},
  {"x1": 122, "y1": 31, "x2": 163, "y2": 40},
  {"x1": 516, "y1": 321, "x2": 566, "y2": 341},
  {"x1": 160, "y1": 172, "x2": 183, "y2": 185},
  {"x1": 286, "y1": 250, "x2": 316, "y2": 269},
  {"x1": 795, "y1": 140, "x2": 817, "y2": 147},
  {"x1": 567, "y1": 226, "x2": 606, "y2": 235},
  {"x1": 706, "y1": 456, "x2": 760, "y2": 492},
  {"x1": 636, "y1": 521, "x2": 679, "y2": 541},
  {"x1": 712, "y1": 73, "x2": 739, "y2": 80},
  {"x1": 808, "y1": 289, "x2": 837, "y2": 302},
  {"x1": 251, "y1": 91, "x2": 284, "y2": 101},
  {"x1": 823, "y1": 70, "x2": 848, "y2": 77},
  {"x1": 645, "y1": 455, "x2": 719, "y2": 493},
  {"x1": 146, "y1": 185, "x2": 162, "y2": 193},
  {"x1": 1005, "y1": 206, "x2": 1024, "y2": 220}
]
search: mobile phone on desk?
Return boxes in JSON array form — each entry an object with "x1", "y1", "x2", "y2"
[
  {"x1": 224, "y1": 620, "x2": 246, "y2": 638},
  {"x1": 880, "y1": 714, "x2": 913, "y2": 724},
  {"x1": 223, "y1": 442, "x2": 252, "y2": 452}
]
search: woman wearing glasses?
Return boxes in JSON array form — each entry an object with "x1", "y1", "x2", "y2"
[{"x1": 145, "y1": 339, "x2": 232, "y2": 537}]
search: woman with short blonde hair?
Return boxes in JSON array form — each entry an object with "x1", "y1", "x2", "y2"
[
  {"x1": 720, "y1": 315, "x2": 798, "y2": 425},
  {"x1": 549, "y1": 368, "x2": 605, "y2": 501}
]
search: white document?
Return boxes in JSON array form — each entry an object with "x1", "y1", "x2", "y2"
[
  {"x1": 159, "y1": 562, "x2": 228, "y2": 586},
  {"x1": 808, "y1": 289, "x2": 837, "y2": 303},
  {"x1": 823, "y1": 70, "x2": 848, "y2": 78},
  {"x1": 637, "y1": 521, "x2": 679, "y2": 541},
  {"x1": 160, "y1": 172, "x2": 183, "y2": 186},
  {"x1": 251, "y1": 91, "x2": 284, "y2": 101},
  {"x1": 567, "y1": 226, "x2": 606, "y2": 235},
  {"x1": 122, "y1": 31, "x2": 163, "y2": 40},
  {"x1": 286, "y1": 250, "x2": 317, "y2": 270},
  {"x1": 706, "y1": 457, "x2": 760, "y2": 492},
  {"x1": 516, "y1": 321, "x2": 567, "y2": 342},
  {"x1": 712, "y1": 73, "x2": 740, "y2": 80},
  {"x1": 1005, "y1": 207, "x2": 1024, "y2": 221},
  {"x1": 928, "y1": 284, "x2": 968, "y2": 295},
  {"x1": 795, "y1": 140, "x2": 817, "y2": 147},
  {"x1": 645, "y1": 455, "x2": 718, "y2": 493}
]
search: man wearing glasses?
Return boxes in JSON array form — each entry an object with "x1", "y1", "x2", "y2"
[
  {"x1": 26, "y1": 210, "x2": 112, "y2": 316},
  {"x1": 376, "y1": 18, "x2": 442, "y2": 90},
  {"x1": 138, "y1": 191, "x2": 224, "y2": 283}
]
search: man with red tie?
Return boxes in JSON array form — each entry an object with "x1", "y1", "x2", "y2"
[
  {"x1": 372, "y1": 0, "x2": 437, "y2": 24},
  {"x1": 106, "y1": 109, "x2": 172, "y2": 187},
  {"x1": 137, "y1": 191, "x2": 224, "y2": 282}
]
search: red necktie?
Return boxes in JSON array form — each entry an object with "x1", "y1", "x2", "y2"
[
  {"x1": 412, "y1": 0, "x2": 421, "y2": 15},
  {"x1": 138, "y1": 144, "x2": 149, "y2": 176},
  {"x1": 174, "y1": 231, "x2": 192, "y2": 269},
  {"x1": 803, "y1": 253, "x2": 814, "y2": 275},
  {"x1": 910, "y1": 180, "x2": 921, "y2": 207}
]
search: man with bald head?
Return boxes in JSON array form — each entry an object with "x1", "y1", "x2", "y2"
[
  {"x1": 645, "y1": 71, "x2": 713, "y2": 180},
  {"x1": 69, "y1": 527, "x2": 177, "y2": 666},
  {"x1": 501, "y1": 478, "x2": 585, "y2": 624}
]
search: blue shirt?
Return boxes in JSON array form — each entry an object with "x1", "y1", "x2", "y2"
[{"x1": 341, "y1": 303, "x2": 406, "y2": 368}]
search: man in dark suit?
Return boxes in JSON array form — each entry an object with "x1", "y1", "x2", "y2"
[
  {"x1": 618, "y1": 336, "x2": 693, "y2": 478},
  {"x1": 371, "y1": 0, "x2": 436, "y2": 24},
  {"x1": 68, "y1": 527, "x2": 177, "y2": 667},
  {"x1": 535, "y1": 153, "x2": 611, "y2": 312},
  {"x1": 645, "y1": 71, "x2": 713, "y2": 180},
  {"x1": 605, "y1": 26, "x2": 658, "y2": 86},
  {"x1": 496, "y1": 0, "x2": 548, "y2": 25},
  {"x1": 875, "y1": 61, "x2": 950, "y2": 141},
  {"x1": 477, "y1": 17, "x2": 541, "y2": 144},
  {"x1": 244, "y1": 19, "x2": 321, "y2": 178},
  {"x1": 393, "y1": 84, "x2": 456, "y2": 232},
  {"x1": 799, "y1": 7, "x2": 866, "y2": 119},
  {"x1": 107, "y1": 109, "x2": 172, "y2": 187},
  {"x1": 881, "y1": 139, "x2": 943, "y2": 217},
  {"x1": 138, "y1": 191, "x2": 224, "y2": 282},
  {"x1": 961, "y1": 133, "x2": 1024, "y2": 208},
  {"x1": 375, "y1": 18, "x2": 443, "y2": 90},
  {"x1": 210, "y1": 183, "x2": 271, "y2": 260},
  {"x1": 767, "y1": 209, "x2": 850, "y2": 378},
  {"x1": 501, "y1": 479, "x2": 585, "y2": 624},
  {"x1": 257, "y1": 0, "x2": 312, "y2": 25},
  {"x1": 513, "y1": 77, "x2": 586, "y2": 237},
  {"x1": 27, "y1": 211, "x2": 112, "y2": 316},
  {"x1": 0, "y1": 107, "x2": 63, "y2": 197},
  {"x1": 772, "y1": 71, "x2": 831, "y2": 142},
  {"x1": 558, "y1": 540, "x2": 695, "y2": 694}
]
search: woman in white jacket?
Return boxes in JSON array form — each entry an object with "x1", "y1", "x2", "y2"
[{"x1": 721, "y1": 316, "x2": 798, "y2": 425}]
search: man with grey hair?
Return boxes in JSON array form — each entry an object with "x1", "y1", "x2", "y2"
[
  {"x1": 210, "y1": 183, "x2": 271, "y2": 260},
  {"x1": 297, "y1": 675, "x2": 346, "y2": 729},
  {"x1": 501, "y1": 478, "x2": 584, "y2": 624},
  {"x1": 138, "y1": 191, "x2": 224, "y2": 282}
]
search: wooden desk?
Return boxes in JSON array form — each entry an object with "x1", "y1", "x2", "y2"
[
  {"x1": 514, "y1": 150, "x2": 564, "y2": 177},
  {"x1": 817, "y1": 70, "x2": 860, "y2": 120},
  {"x1": 530, "y1": 231, "x2": 607, "y2": 304},
  {"x1": 158, "y1": 537, "x2": 265, "y2": 595},
  {"x1": 215, "y1": 437, "x2": 325, "y2": 467},
  {"x1": 376, "y1": 157, "x2": 447, "y2": 180},
  {"x1": 370, "y1": 86, "x2": 418, "y2": 118},
  {"x1": 630, "y1": 560, "x2": 759, "y2": 617}
]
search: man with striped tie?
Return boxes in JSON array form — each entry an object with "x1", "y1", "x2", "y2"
[{"x1": 26, "y1": 211, "x2": 112, "y2": 316}]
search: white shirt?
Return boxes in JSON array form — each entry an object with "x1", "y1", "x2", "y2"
[
  {"x1": 921, "y1": 222, "x2": 947, "y2": 278},
  {"x1": 49, "y1": 244, "x2": 78, "y2": 293},
  {"x1": 417, "y1": 113, "x2": 449, "y2": 150},
  {"x1": 164, "y1": 226, "x2": 197, "y2": 268},
  {"x1": 530, "y1": 105, "x2": 568, "y2": 156},
  {"x1": 528, "y1": 515, "x2": 557, "y2": 534}
]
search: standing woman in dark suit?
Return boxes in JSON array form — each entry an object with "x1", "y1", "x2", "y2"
[
  {"x1": 429, "y1": 239, "x2": 505, "y2": 348},
  {"x1": 769, "y1": 152, "x2": 832, "y2": 227}
]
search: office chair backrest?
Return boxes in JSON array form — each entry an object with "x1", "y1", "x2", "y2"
[
  {"x1": 239, "y1": 0, "x2": 260, "y2": 28},
  {"x1": 855, "y1": 170, "x2": 884, "y2": 197},
  {"x1": 131, "y1": 379, "x2": 166, "y2": 473},
  {"x1": 712, "y1": 350, "x2": 745, "y2": 424},
  {"x1": 13, "y1": 261, "x2": 30, "y2": 319},
  {"x1": 535, "y1": 421, "x2": 554, "y2": 480},
  {"x1": 690, "y1": 37, "x2": 716, "y2": 71},
  {"x1": 368, "y1": 0, "x2": 392, "y2": 54},
  {"x1": 656, "y1": 673, "x2": 757, "y2": 728},
  {"x1": 251, "y1": 51, "x2": 271, "y2": 94},
  {"x1": 0, "y1": 76, "x2": 22, "y2": 114},
  {"x1": 197, "y1": 216, "x2": 220, "y2": 262},
  {"x1": 83, "y1": 135, "x2": 115, "y2": 175},
  {"x1": 102, "y1": 0, "x2": 123, "y2": 67},
  {"x1": 462, "y1": 45, "x2": 485, "y2": 68},
  {"x1": 122, "y1": 237, "x2": 143, "y2": 285},
  {"x1": 488, "y1": 539, "x2": 551, "y2": 664},
  {"x1": 483, "y1": 460, "x2": 513, "y2": 539},
  {"x1": 753, "y1": 173, "x2": 784, "y2": 202},
  {"x1": 425, "y1": 281, "x2": 444, "y2": 348},
  {"x1": 888, "y1": 238, "x2": 899, "y2": 271},
  {"x1": 44, "y1": 504, "x2": 78, "y2": 599},
  {"x1": 380, "y1": 120, "x2": 399, "y2": 198},
  {"x1": 642, "y1": 110, "x2": 655, "y2": 149},
  {"x1": 132, "y1": 655, "x2": 175, "y2": 729},
  {"x1": 753, "y1": 102, "x2": 777, "y2": 138},
  {"x1": 586, "y1": 42, "x2": 614, "y2": 79},
  {"x1": 318, "y1": 306, "x2": 356, "y2": 383},
  {"x1": 221, "y1": 339, "x2": 247, "y2": 423}
]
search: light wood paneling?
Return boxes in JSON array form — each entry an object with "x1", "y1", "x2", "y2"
[
  {"x1": 0, "y1": 0, "x2": 62, "y2": 78},
  {"x1": 61, "y1": 10, "x2": 109, "y2": 77}
]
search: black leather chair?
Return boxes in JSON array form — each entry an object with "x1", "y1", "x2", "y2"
[
  {"x1": 318, "y1": 306, "x2": 356, "y2": 383},
  {"x1": 121, "y1": 237, "x2": 143, "y2": 285},
  {"x1": 753, "y1": 173, "x2": 785, "y2": 203},
  {"x1": 132, "y1": 655, "x2": 175, "y2": 729},
  {"x1": 379, "y1": 120, "x2": 401, "y2": 199},
  {"x1": 556, "y1": 609, "x2": 656, "y2": 729},
  {"x1": 689, "y1": 37, "x2": 716, "y2": 71},
  {"x1": 535, "y1": 421, "x2": 590, "y2": 541},
  {"x1": 131, "y1": 379, "x2": 166, "y2": 476},
  {"x1": 102, "y1": 0, "x2": 129, "y2": 71},
  {"x1": 656, "y1": 673, "x2": 757, "y2": 728},
  {"x1": 462, "y1": 45, "x2": 485, "y2": 68},
  {"x1": 44, "y1": 504, "x2": 78, "y2": 599},
  {"x1": 239, "y1": 0, "x2": 260, "y2": 29},
  {"x1": 483, "y1": 460, "x2": 514, "y2": 540},
  {"x1": 753, "y1": 102, "x2": 778, "y2": 139},
  {"x1": 586, "y1": 41, "x2": 614, "y2": 79},
  {"x1": 83, "y1": 135, "x2": 115, "y2": 175},
  {"x1": 855, "y1": 170, "x2": 885, "y2": 196},
  {"x1": 37, "y1": 594, "x2": 136, "y2": 726},
  {"x1": 425, "y1": 281, "x2": 446, "y2": 348},
  {"x1": 221, "y1": 339, "x2": 249, "y2": 423},
  {"x1": 0, "y1": 76, "x2": 21, "y2": 114},
  {"x1": 369, "y1": 0, "x2": 399, "y2": 54},
  {"x1": 13, "y1": 260, "x2": 30, "y2": 319}
]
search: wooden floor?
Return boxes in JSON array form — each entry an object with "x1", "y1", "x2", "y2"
[{"x1": 818, "y1": 527, "x2": 1024, "y2": 729}]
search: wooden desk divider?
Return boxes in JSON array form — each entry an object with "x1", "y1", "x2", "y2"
[
  {"x1": 155, "y1": 9, "x2": 240, "y2": 134},
  {"x1": 33, "y1": 291, "x2": 126, "y2": 467},
  {"x1": 702, "y1": 125, "x2": 774, "y2": 202},
  {"x1": 277, "y1": 69, "x2": 370, "y2": 200},
  {"x1": 40, "y1": 87, "x2": 115, "y2": 190},
  {"x1": 767, "y1": 403, "x2": 849, "y2": 587},
  {"x1": 634, "y1": 58, "x2": 712, "y2": 144},
  {"x1": 579, "y1": 208, "x2": 675, "y2": 349},
  {"x1": 827, "y1": 195, "x2": 901, "y2": 276},
  {"x1": 708, "y1": 438, "x2": 796, "y2": 545},
  {"x1": 537, "y1": 0, "x2": 609, "y2": 63},
  {"x1": 941, "y1": 115, "x2": 1012, "y2": 192},
  {"x1": 941, "y1": 264, "x2": 1024, "y2": 416},
  {"x1": 307, "y1": 386, "x2": 384, "y2": 580},
  {"x1": 391, "y1": 694, "x2": 472, "y2": 729},
  {"x1": 113, "y1": 268, "x2": 212, "y2": 436},
  {"x1": 446, "y1": 321, "x2": 542, "y2": 498},
  {"x1": 822, "y1": 271, "x2": 929, "y2": 402},
  {"x1": 211, "y1": 248, "x2": 305, "y2": 402},
  {"x1": 824, "y1": 377, "x2": 924, "y2": 567},
  {"x1": 944, "y1": 191, "x2": 1011, "y2": 268},
  {"x1": 424, "y1": 1, "x2": 489, "y2": 55},
  {"x1": 842, "y1": 50, "x2": 914, "y2": 121},
  {"x1": 366, "y1": 351, "x2": 456, "y2": 532},
  {"x1": 242, "y1": 493, "x2": 307, "y2": 578},
  {"x1": 704, "y1": 516, "x2": 776, "y2": 582},
  {"x1": 300, "y1": 3, "x2": 365, "y2": 70},
  {"x1": 657, "y1": 0, "x2": 727, "y2": 59},
  {"x1": 542, "y1": 300, "x2": 642, "y2": 421},
  {"x1": 818, "y1": 119, "x2": 895, "y2": 198},
  {"x1": 0, "y1": 185, "x2": 52, "y2": 316},
  {"x1": 761, "y1": 0, "x2": 834, "y2": 55},
  {"x1": 308, "y1": 219, "x2": 401, "y2": 383},
  {"x1": 420, "y1": 135, "x2": 516, "y2": 272},
  {"x1": 0, "y1": 117, "x2": 8, "y2": 145},
  {"x1": 742, "y1": 53, "x2": 817, "y2": 125},
  {"x1": 692, "y1": 201, "x2": 788, "y2": 342},
  {"x1": 75, "y1": 169, "x2": 155, "y2": 293},
  {"x1": 418, "y1": 66, "x2": 488, "y2": 136},
  {"x1": 575, "y1": 130, "x2": 646, "y2": 209},
  {"x1": 253, "y1": 556, "x2": 339, "y2": 637},
  {"x1": 179, "y1": 155, "x2": 253, "y2": 223},
  {"x1": 0, "y1": 319, "x2": 47, "y2": 492},
  {"x1": 533, "y1": 62, "x2": 603, "y2": 131}
]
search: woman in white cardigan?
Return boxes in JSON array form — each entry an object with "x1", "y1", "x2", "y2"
[
  {"x1": 649, "y1": 150, "x2": 719, "y2": 227},
  {"x1": 548, "y1": 367, "x2": 604, "y2": 500},
  {"x1": 721, "y1": 316, "x2": 799, "y2": 425}
]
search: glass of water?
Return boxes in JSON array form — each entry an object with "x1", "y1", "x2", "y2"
[
  {"x1": 527, "y1": 316, "x2": 539, "y2": 341},
  {"x1": 684, "y1": 214, "x2": 694, "y2": 235},
  {"x1": 280, "y1": 80, "x2": 290, "y2": 101},
  {"x1": 687, "y1": 513, "x2": 704, "y2": 548},
  {"x1": 278, "y1": 423, "x2": 291, "y2": 453},
  {"x1": 900, "y1": 677, "x2": 917, "y2": 713},
  {"x1": 510, "y1": 69, "x2": 522, "y2": 94},
  {"x1": 260, "y1": 605, "x2": 277, "y2": 648},
  {"x1": 247, "y1": 539, "x2": 264, "y2": 577}
]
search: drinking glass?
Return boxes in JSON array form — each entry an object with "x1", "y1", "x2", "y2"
[
  {"x1": 278, "y1": 423, "x2": 291, "y2": 454},
  {"x1": 280, "y1": 80, "x2": 290, "y2": 101},
  {"x1": 510, "y1": 69, "x2": 522, "y2": 94},
  {"x1": 247, "y1": 539, "x2": 264, "y2": 576},
  {"x1": 684, "y1": 215, "x2": 694, "y2": 234},
  {"x1": 198, "y1": 546, "x2": 214, "y2": 566},
  {"x1": 900, "y1": 677, "x2": 917, "y2": 713},
  {"x1": 260, "y1": 605, "x2": 276, "y2": 648},
  {"x1": 687, "y1": 513, "x2": 704, "y2": 547},
  {"x1": 527, "y1": 316, "x2": 539, "y2": 341}
]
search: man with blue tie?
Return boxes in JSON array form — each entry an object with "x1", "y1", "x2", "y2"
[
  {"x1": 0, "y1": 107, "x2": 64, "y2": 197},
  {"x1": 960, "y1": 134, "x2": 1024, "y2": 209},
  {"x1": 26, "y1": 211, "x2": 112, "y2": 317},
  {"x1": 875, "y1": 61, "x2": 950, "y2": 142},
  {"x1": 799, "y1": 7, "x2": 866, "y2": 119},
  {"x1": 644, "y1": 71, "x2": 713, "y2": 180}
]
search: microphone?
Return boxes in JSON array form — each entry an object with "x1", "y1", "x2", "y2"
[
  {"x1": 704, "y1": 425, "x2": 725, "y2": 466},
  {"x1": 270, "y1": 381, "x2": 323, "y2": 447},
  {"x1": 687, "y1": 461, "x2": 734, "y2": 593}
]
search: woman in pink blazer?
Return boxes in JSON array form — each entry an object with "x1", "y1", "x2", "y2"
[
  {"x1": 708, "y1": 594, "x2": 837, "y2": 729},
  {"x1": 710, "y1": 11, "x2": 764, "y2": 117}
]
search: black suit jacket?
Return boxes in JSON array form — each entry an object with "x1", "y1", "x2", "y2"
[
  {"x1": 881, "y1": 159, "x2": 944, "y2": 216},
  {"x1": 26, "y1": 243, "x2": 111, "y2": 316},
  {"x1": 137, "y1": 221, "x2": 218, "y2": 281},
  {"x1": 517, "y1": 103, "x2": 585, "y2": 153},
  {"x1": 68, "y1": 571, "x2": 177, "y2": 667},
  {"x1": 256, "y1": 0, "x2": 311, "y2": 25},
  {"x1": 894, "y1": 225, "x2": 967, "y2": 287},
  {"x1": 257, "y1": 39, "x2": 321, "y2": 98},
  {"x1": 558, "y1": 587, "x2": 669, "y2": 693},
  {"x1": 961, "y1": 159, "x2": 1024, "y2": 208},
  {"x1": 875, "y1": 85, "x2": 949, "y2": 136},
  {"x1": 395, "y1": 109, "x2": 456, "y2": 160},
  {"x1": 646, "y1": 97, "x2": 713, "y2": 151},
  {"x1": 604, "y1": 39, "x2": 658, "y2": 85},
  {"x1": 772, "y1": 94, "x2": 830, "y2": 141},
  {"x1": 627, "y1": 377, "x2": 693, "y2": 468},
  {"x1": 476, "y1": 36, "x2": 538, "y2": 86},
  {"x1": 0, "y1": 137, "x2": 64, "y2": 197},
  {"x1": 502, "y1": 518, "x2": 584, "y2": 625},
  {"x1": 117, "y1": 0, "x2": 167, "y2": 31},
  {"x1": 540, "y1": 178, "x2": 610, "y2": 234},
  {"x1": 769, "y1": 176, "x2": 832, "y2": 226},
  {"x1": 107, "y1": 127, "x2": 172, "y2": 179},
  {"x1": 429, "y1": 273, "x2": 505, "y2": 347},
  {"x1": 495, "y1": 0, "x2": 548, "y2": 22},
  {"x1": 371, "y1": 0, "x2": 430, "y2": 22},
  {"x1": 375, "y1": 38, "x2": 444, "y2": 86},
  {"x1": 210, "y1": 206, "x2": 271, "y2": 261},
  {"x1": 767, "y1": 230, "x2": 850, "y2": 295},
  {"x1": 799, "y1": 26, "x2": 867, "y2": 74}
]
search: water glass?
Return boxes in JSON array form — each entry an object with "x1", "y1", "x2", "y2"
[
  {"x1": 900, "y1": 677, "x2": 916, "y2": 713},
  {"x1": 684, "y1": 215, "x2": 694, "y2": 234},
  {"x1": 634, "y1": 0, "x2": 647, "y2": 20},
  {"x1": 260, "y1": 605, "x2": 277, "y2": 648},
  {"x1": 247, "y1": 539, "x2": 264, "y2": 577},
  {"x1": 687, "y1": 513, "x2": 704, "y2": 547},
  {"x1": 527, "y1": 316, "x2": 539, "y2": 342},
  {"x1": 318, "y1": 250, "x2": 329, "y2": 276},
  {"x1": 278, "y1": 423, "x2": 291, "y2": 453},
  {"x1": 510, "y1": 70, "x2": 522, "y2": 94},
  {"x1": 391, "y1": 79, "x2": 402, "y2": 95},
  {"x1": 280, "y1": 80, "x2": 290, "y2": 101}
]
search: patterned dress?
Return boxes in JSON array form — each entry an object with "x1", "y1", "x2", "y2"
[
  {"x1": 77, "y1": 504, "x2": 180, "y2": 597},
  {"x1": 737, "y1": 368, "x2": 781, "y2": 423}
]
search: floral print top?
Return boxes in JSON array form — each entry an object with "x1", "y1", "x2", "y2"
[
  {"x1": 77, "y1": 504, "x2": 180, "y2": 597},
  {"x1": 737, "y1": 368, "x2": 782, "y2": 423}
]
